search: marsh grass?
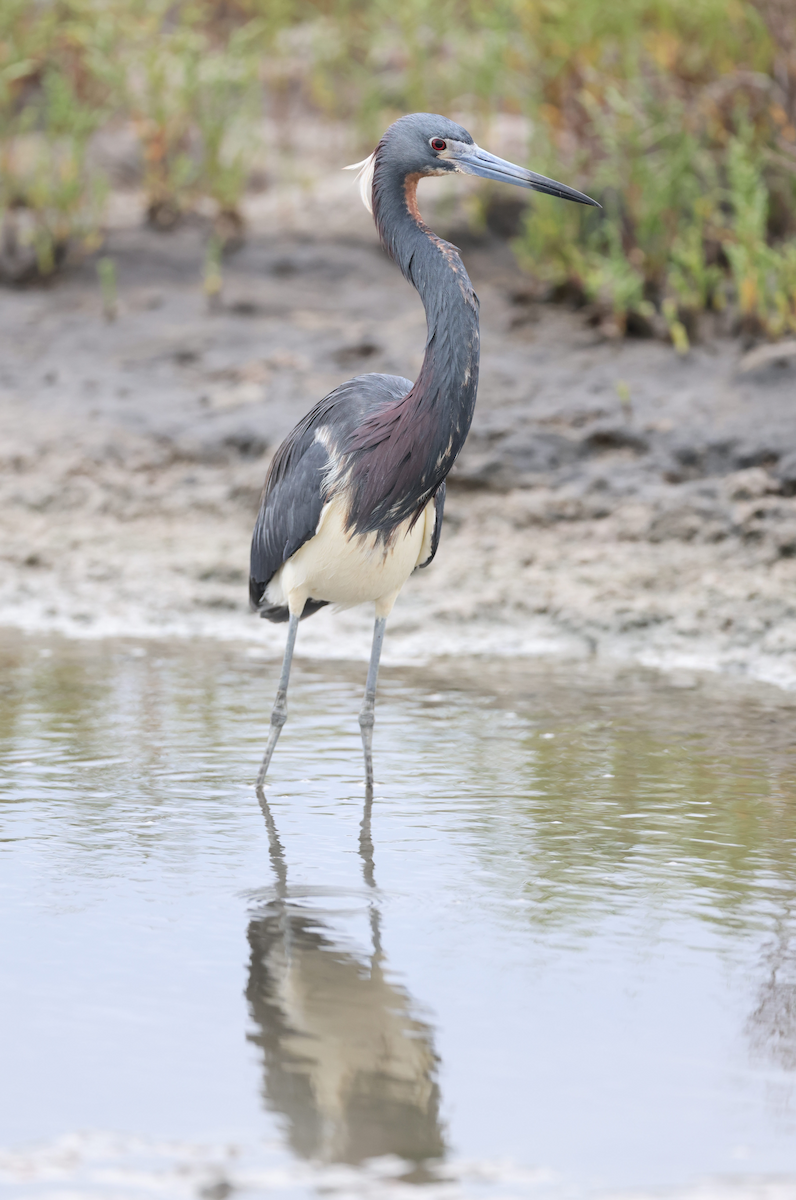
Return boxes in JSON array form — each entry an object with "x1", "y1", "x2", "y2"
[
  {"x1": 96, "y1": 253, "x2": 117, "y2": 320},
  {"x1": 1, "y1": 0, "x2": 795, "y2": 343},
  {"x1": 117, "y1": 3, "x2": 263, "y2": 233},
  {"x1": 0, "y1": 0, "x2": 111, "y2": 280}
]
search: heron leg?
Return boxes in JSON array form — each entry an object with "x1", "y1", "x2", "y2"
[
  {"x1": 359, "y1": 615, "x2": 387, "y2": 789},
  {"x1": 257, "y1": 613, "x2": 299, "y2": 788}
]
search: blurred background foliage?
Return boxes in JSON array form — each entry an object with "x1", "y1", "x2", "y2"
[{"x1": 1, "y1": 0, "x2": 795, "y2": 344}]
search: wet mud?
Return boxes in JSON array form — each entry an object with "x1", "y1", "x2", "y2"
[{"x1": 2, "y1": 178, "x2": 796, "y2": 685}]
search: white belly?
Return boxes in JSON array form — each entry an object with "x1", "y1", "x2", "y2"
[{"x1": 265, "y1": 493, "x2": 436, "y2": 618}]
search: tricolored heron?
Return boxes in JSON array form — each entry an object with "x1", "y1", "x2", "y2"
[{"x1": 250, "y1": 112, "x2": 598, "y2": 788}]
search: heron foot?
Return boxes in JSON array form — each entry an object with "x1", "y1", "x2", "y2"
[
  {"x1": 358, "y1": 614, "x2": 386, "y2": 790},
  {"x1": 359, "y1": 707, "x2": 375, "y2": 786},
  {"x1": 257, "y1": 713, "x2": 284, "y2": 788},
  {"x1": 360, "y1": 730, "x2": 374, "y2": 788},
  {"x1": 256, "y1": 613, "x2": 299, "y2": 789}
]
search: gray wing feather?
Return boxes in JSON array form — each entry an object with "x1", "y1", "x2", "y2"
[{"x1": 249, "y1": 438, "x2": 328, "y2": 619}]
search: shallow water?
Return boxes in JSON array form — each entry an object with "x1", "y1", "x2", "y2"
[{"x1": 2, "y1": 633, "x2": 796, "y2": 1199}]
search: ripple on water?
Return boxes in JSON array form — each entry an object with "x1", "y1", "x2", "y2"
[{"x1": 1, "y1": 632, "x2": 796, "y2": 1197}]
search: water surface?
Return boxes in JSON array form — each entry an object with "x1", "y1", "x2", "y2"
[{"x1": 2, "y1": 633, "x2": 796, "y2": 1198}]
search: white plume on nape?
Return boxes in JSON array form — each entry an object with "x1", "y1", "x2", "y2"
[{"x1": 343, "y1": 151, "x2": 375, "y2": 214}]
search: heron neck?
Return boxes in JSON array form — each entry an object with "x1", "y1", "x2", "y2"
[
  {"x1": 373, "y1": 169, "x2": 480, "y2": 455},
  {"x1": 342, "y1": 162, "x2": 481, "y2": 538}
]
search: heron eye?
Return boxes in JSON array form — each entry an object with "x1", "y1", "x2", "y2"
[{"x1": 430, "y1": 138, "x2": 447, "y2": 152}]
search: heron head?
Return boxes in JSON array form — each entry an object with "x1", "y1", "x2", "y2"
[{"x1": 345, "y1": 112, "x2": 599, "y2": 213}]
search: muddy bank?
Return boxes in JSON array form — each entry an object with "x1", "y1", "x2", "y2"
[{"x1": 2, "y1": 181, "x2": 796, "y2": 687}]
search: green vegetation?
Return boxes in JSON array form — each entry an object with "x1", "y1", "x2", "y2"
[
  {"x1": 0, "y1": 0, "x2": 263, "y2": 278},
  {"x1": 511, "y1": 1, "x2": 796, "y2": 345},
  {"x1": 0, "y1": 0, "x2": 111, "y2": 280},
  {"x1": 1, "y1": 0, "x2": 795, "y2": 345},
  {"x1": 96, "y1": 253, "x2": 117, "y2": 319}
]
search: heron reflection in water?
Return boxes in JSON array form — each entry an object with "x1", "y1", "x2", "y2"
[{"x1": 245, "y1": 789, "x2": 445, "y2": 1166}]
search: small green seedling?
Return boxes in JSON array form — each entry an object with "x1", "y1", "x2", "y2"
[
  {"x1": 97, "y1": 255, "x2": 117, "y2": 322},
  {"x1": 203, "y1": 234, "x2": 223, "y2": 312},
  {"x1": 615, "y1": 379, "x2": 632, "y2": 419}
]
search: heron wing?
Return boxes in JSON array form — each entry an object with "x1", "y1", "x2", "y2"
[
  {"x1": 249, "y1": 435, "x2": 329, "y2": 618},
  {"x1": 250, "y1": 373, "x2": 413, "y2": 620}
]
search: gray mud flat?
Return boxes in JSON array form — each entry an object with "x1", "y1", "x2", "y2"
[
  {"x1": 2, "y1": 633, "x2": 796, "y2": 1198},
  {"x1": 2, "y1": 186, "x2": 796, "y2": 684}
]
